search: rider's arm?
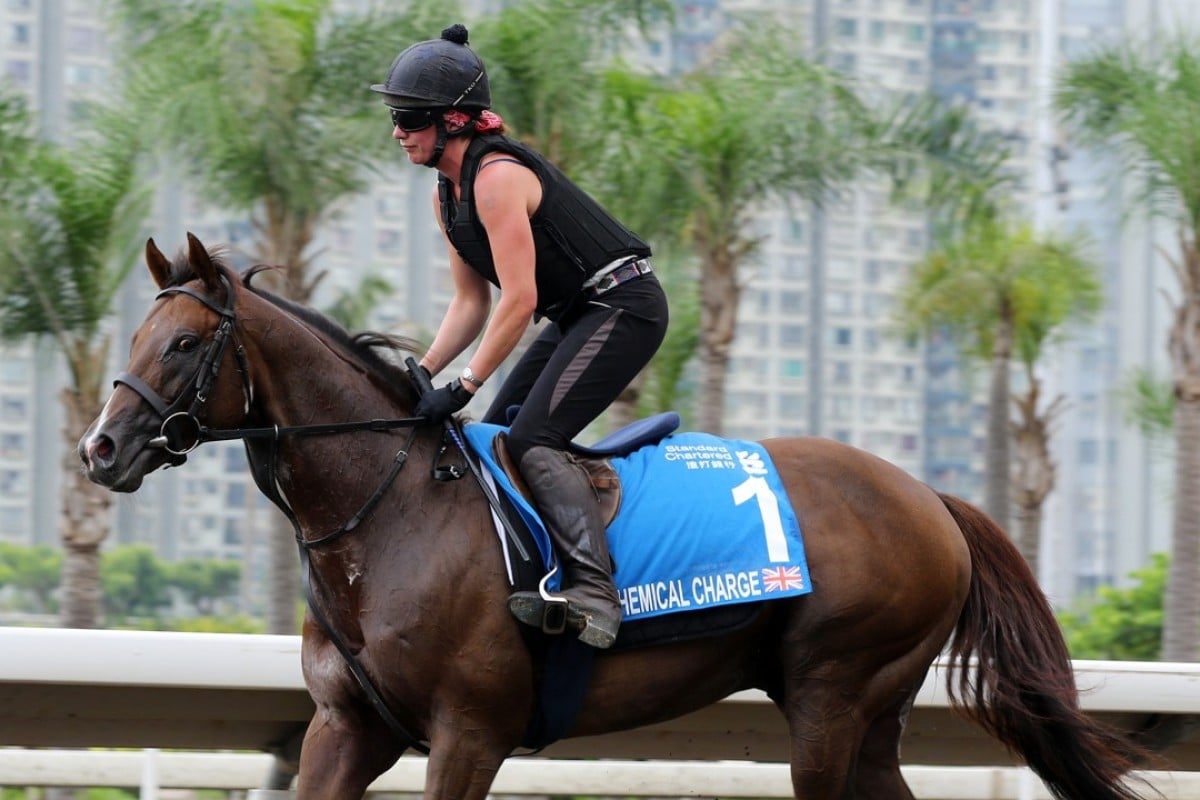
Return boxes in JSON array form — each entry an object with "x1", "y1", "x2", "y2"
[
  {"x1": 419, "y1": 189, "x2": 492, "y2": 381},
  {"x1": 462, "y1": 159, "x2": 542, "y2": 389}
]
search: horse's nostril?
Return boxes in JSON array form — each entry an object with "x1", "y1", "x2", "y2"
[{"x1": 89, "y1": 435, "x2": 116, "y2": 468}]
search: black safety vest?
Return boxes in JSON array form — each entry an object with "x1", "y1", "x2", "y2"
[{"x1": 438, "y1": 134, "x2": 651, "y2": 321}]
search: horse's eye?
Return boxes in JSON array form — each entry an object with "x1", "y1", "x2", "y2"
[{"x1": 176, "y1": 335, "x2": 200, "y2": 353}]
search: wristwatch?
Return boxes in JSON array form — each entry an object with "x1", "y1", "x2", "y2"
[{"x1": 460, "y1": 366, "x2": 485, "y2": 388}]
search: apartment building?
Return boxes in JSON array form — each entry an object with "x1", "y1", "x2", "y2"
[{"x1": 0, "y1": 0, "x2": 1190, "y2": 610}]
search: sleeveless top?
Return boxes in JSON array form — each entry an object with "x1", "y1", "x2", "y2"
[{"x1": 438, "y1": 134, "x2": 652, "y2": 322}]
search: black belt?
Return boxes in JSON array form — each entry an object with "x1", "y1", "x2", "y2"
[{"x1": 591, "y1": 258, "x2": 652, "y2": 296}]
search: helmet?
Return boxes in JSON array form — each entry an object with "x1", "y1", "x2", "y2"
[{"x1": 370, "y1": 24, "x2": 491, "y2": 110}]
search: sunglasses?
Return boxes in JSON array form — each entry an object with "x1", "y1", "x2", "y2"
[{"x1": 389, "y1": 107, "x2": 436, "y2": 132}]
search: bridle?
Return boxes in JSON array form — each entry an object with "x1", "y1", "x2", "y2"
[
  {"x1": 114, "y1": 276, "x2": 252, "y2": 457},
  {"x1": 109, "y1": 273, "x2": 534, "y2": 756},
  {"x1": 114, "y1": 275, "x2": 428, "y2": 457},
  {"x1": 112, "y1": 272, "x2": 433, "y2": 753}
]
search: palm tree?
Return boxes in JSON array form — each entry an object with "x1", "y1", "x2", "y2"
[
  {"x1": 898, "y1": 218, "x2": 1101, "y2": 539},
  {"x1": 1010, "y1": 238, "x2": 1103, "y2": 577},
  {"x1": 476, "y1": 0, "x2": 672, "y2": 174},
  {"x1": 106, "y1": 0, "x2": 442, "y2": 635},
  {"x1": 0, "y1": 89, "x2": 150, "y2": 629},
  {"x1": 1055, "y1": 34, "x2": 1200, "y2": 660},
  {"x1": 628, "y1": 20, "x2": 873, "y2": 434},
  {"x1": 324, "y1": 274, "x2": 394, "y2": 331}
]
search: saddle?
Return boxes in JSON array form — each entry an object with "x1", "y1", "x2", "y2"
[{"x1": 490, "y1": 411, "x2": 681, "y2": 529}]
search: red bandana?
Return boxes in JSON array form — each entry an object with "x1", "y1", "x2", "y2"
[{"x1": 443, "y1": 109, "x2": 505, "y2": 133}]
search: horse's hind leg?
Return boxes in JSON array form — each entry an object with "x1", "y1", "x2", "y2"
[
  {"x1": 778, "y1": 671, "x2": 865, "y2": 799},
  {"x1": 850, "y1": 696, "x2": 917, "y2": 800}
]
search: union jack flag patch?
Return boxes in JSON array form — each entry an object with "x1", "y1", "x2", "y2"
[{"x1": 761, "y1": 565, "x2": 806, "y2": 592}]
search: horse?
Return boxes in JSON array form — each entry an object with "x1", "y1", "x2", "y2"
[{"x1": 78, "y1": 233, "x2": 1154, "y2": 800}]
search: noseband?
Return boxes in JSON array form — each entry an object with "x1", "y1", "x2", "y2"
[{"x1": 114, "y1": 276, "x2": 251, "y2": 457}]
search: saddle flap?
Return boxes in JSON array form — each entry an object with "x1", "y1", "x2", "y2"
[{"x1": 493, "y1": 434, "x2": 622, "y2": 528}]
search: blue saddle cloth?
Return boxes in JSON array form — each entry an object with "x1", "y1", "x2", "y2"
[{"x1": 463, "y1": 421, "x2": 813, "y2": 622}]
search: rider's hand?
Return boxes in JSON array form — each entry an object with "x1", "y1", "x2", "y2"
[{"x1": 415, "y1": 379, "x2": 472, "y2": 424}]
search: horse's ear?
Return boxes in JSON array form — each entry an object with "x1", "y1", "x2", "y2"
[
  {"x1": 186, "y1": 231, "x2": 221, "y2": 292},
  {"x1": 145, "y1": 238, "x2": 172, "y2": 289}
]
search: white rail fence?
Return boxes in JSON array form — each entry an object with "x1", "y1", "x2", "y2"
[
  {"x1": 0, "y1": 750, "x2": 1197, "y2": 799},
  {"x1": 1, "y1": 628, "x2": 1198, "y2": 797}
]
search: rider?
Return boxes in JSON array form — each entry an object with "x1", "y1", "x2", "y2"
[{"x1": 371, "y1": 24, "x2": 669, "y2": 649}]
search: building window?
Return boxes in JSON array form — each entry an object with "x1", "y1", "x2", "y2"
[
  {"x1": 782, "y1": 256, "x2": 806, "y2": 280},
  {"x1": 376, "y1": 192, "x2": 405, "y2": 219},
  {"x1": 377, "y1": 229, "x2": 403, "y2": 256},
  {"x1": 0, "y1": 507, "x2": 26, "y2": 536},
  {"x1": 780, "y1": 324, "x2": 806, "y2": 347},
  {"x1": 779, "y1": 290, "x2": 806, "y2": 314},
  {"x1": 0, "y1": 396, "x2": 27, "y2": 422},
  {"x1": 0, "y1": 432, "x2": 26, "y2": 458},
  {"x1": 0, "y1": 357, "x2": 28, "y2": 385},
  {"x1": 66, "y1": 25, "x2": 104, "y2": 55},
  {"x1": 3, "y1": 59, "x2": 31, "y2": 84},
  {"x1": 779, "y1": 393, "x2": 807, "y2": 418},
  {"x1": 826, "y1": 291, "x2": 853, "y2": 315}
]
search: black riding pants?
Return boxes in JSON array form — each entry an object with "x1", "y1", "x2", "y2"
[{"x1": 482, "y1": 273, "x2": 669, "y2": 463}]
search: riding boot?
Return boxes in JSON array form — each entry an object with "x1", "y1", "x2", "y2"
[{"x1": 508, "y1": 445, "x2": 622, "y2": 649}]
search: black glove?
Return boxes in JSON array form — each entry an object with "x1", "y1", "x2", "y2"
[{"x1": 414, "y1": 379, "x2": 472, "y2": 424}]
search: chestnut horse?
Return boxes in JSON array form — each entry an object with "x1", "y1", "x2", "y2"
[{"x1": 78, "y1": 234, "x2": 1151, "y2": 800}]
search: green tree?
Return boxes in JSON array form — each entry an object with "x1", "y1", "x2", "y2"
[
  {"x1": 630, "y1": 20, "x2": 874, "y2": 434},
  {"x1": 0, "y1": 87, "x2": 150, "y2": 629},
  {"x1": 875, "y1": 93, "x2": 1019, "y2": 240},
  {"x1": 1056, "y1": 34, "x2": 1200, "y2": 660},
  {"x1": 170, "y1": 557, "x2": 242, "y2": 616},
  {"x1": 1119, "y1": 368, "x2": 1174, "y2": 445},
  {"x1": 0, "y1": 543, "x2": 62, "y2": 614},
  {"x1": 101, "y1": 545, "x2": 172, "y2": 621},
  {"x1": 323, "y1": 274, "x2": 393, "y2": 332},
  {"x1": 1059, "y1": 553, "x2": 1166, "y2": 661},
  {"x1": 898, "y1": 218, "x2": 1099, "y2": 543},
  {"x1": 108, "y1": 0, "x2": 443, "y2": 635},
  {"x1": 477, "y1": 0, "x2": 671, "y2": 174},
  {"x1": 1009, "y1": 237, "x2": 1103, "y2": 576}
]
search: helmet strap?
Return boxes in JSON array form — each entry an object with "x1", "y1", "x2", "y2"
[
  {"x1": 423, "y1": 119, "x2": 449, "y2": 168},
  {"x1": 422, "y1": 114, "x2": 476, "y2": 169}
]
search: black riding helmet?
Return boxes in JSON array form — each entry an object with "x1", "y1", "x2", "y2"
[
  {"x1": 372, "y1": 24, "x2": 491, "y2": 109},
  {"x1": 372, "y1": 24, "x2": 490, "y2": 167}
]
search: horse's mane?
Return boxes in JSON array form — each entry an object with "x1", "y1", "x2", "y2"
[{"x1": 165, "y1": 246, "x2": 423, "y2": 410}]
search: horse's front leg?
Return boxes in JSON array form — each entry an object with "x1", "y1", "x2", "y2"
[
  {"x1": 423, "y1": 729, "x2": 512, "y2": 800},
  {"x1": 295, "y1": 701, "x2": 403, "y2": 799}
]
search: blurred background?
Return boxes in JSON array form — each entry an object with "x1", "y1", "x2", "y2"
[{"x1": 0, "y1": 0, "x2": 1194, "y2": 663}]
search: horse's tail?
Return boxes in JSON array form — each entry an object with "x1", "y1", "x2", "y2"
[{"x1": 938, "y1": 492, "x2": 1156, "y2": 800}]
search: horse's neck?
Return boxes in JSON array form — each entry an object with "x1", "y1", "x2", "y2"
[
  {"x1": 244, "y1": 302, "x2": 392, "y2": 425},
  {"x1": 239, "y1": 298, "x2": 424, "y2": 530}
]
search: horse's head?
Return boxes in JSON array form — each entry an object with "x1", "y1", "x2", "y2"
[{"x1": 79, "y1": 233, "x2": 252, "y2": 491}]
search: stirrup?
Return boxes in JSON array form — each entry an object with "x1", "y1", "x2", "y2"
[{"x1": 509, "y1": 569, "x2": 569, "y2": 635}]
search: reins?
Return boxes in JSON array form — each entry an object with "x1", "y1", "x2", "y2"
[
  {"x1": 118, "y1": 275, "x2": 442, "y2": 754},
  {"x1": 118, "y1": 274, "x2": 532, "y2": 758}
]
